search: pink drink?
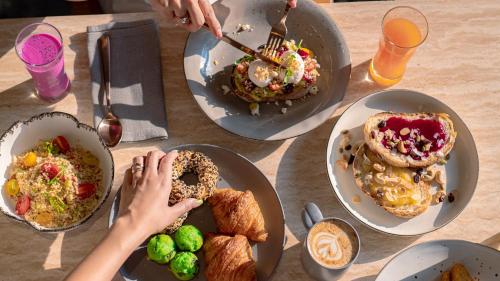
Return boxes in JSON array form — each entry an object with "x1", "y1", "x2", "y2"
[{"x1": 16, "y1": 24, "x2": 70, "y2": 102}]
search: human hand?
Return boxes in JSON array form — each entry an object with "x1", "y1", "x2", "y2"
[
  {"x1": 117, "y1": 150, "x2": 202, "y2": 239},
  {"x1": 151, "y1": 0, "x2": 298, "y2": 38},
  {"x1": 151, "y1": 0, "x2": 223, "y2": 38}
]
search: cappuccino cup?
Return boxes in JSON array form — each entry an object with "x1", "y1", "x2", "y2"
[{"x1": 301, "y1": 202, "x2": 360, "y2": 280}]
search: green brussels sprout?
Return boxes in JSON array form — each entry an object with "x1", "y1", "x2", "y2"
[
  {"x1": 174, "y1": 225, "x2": 204, "y2": 252},
  {"x1": 169, "y1": 252, "x2": 199, "y2": 280},
  {"x1": 147, "y1": 234, "x2": 176, "y2": 264}
]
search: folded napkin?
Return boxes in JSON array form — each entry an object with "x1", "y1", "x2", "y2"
[{"x1": 87, "y1": 19, "x2": 168, "y2": 142}]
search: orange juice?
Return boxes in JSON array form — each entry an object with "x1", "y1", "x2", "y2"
[{"x1": 369, "y1": 17, "x2": 425, "y2": 86}]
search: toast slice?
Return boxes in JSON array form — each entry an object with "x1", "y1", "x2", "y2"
[
  {"x1": 352, "y1": 143, "x2": 432, "y2": 218},
  {"x1": 364, "y1": 112, "x2": 457, "y2": 168}
]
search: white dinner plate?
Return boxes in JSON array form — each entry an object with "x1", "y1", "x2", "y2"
[
  {"x1": 326, "y1": 90, "x2": 479, "y2": 236},
  {"x1": 376, "y1": 240, "x2": 500, "y2": 280}
]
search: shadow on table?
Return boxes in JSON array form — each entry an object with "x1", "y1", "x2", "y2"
[
  {"x1": 273, "y1": 59, "x2": 415, "y2": 265},
  {"x1": 0, "y1": 17, "x2": 44, "y2": 61}
]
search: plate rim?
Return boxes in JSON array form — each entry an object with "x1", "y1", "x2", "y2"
[
  {"x1": 182, "y1": 0, "x2": 352, "y2": 141},
  {"x1": 108, "y1": 143, "x2": 286, "y2": 281},
  {"x1": 375, "y1": 239, "x2": 500, "y2": 280},
  {"x1": 325, "y1": 89, "x2": 480, "y2": 236}
]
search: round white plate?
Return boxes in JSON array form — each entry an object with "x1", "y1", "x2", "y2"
[
  {"x1": 184, "y1": 0, "x2": 350, "y2": 140},
  {"x1": 109, "y1": 144, "x2": 285, "y2": 281},
  {"x1": 326, "y1": 90, "x2": 479, "y2": 236},
  {"x1": 376, "y1": 240, "x2": 500, "y2": 280}
]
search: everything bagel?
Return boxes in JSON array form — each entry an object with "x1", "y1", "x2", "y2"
[{"x1": 169, "y1": 150, "x2": 219, "y2": 205}]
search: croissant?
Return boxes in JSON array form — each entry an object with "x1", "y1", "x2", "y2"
[
  {"x1": 203, "y1": 234, "x2": 256, "y2": 281},
  {"x1": 207, "y1": 188, "x2": 268, "y2": 242}
]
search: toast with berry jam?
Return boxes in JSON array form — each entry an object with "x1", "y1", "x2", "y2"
[
  {"x1": 353, "y1": 143, "x2": 432, "y2": 218},
  {"x1": 364, "y1": 112, "x2": 457, "y2": 168}
]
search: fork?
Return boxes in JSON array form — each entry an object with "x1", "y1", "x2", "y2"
[{"x1": 263, "y1": 2, "x2": 292, "y2": 59}]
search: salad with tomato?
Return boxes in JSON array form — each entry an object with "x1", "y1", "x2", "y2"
[
  {"x1": 230, "y1": 39, "x2": 320, "y2": 115},
  {"x1": 4, "y1": 136, "x2": 103, "y2": 228}
]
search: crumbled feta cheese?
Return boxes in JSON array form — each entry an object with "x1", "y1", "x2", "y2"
[
  {"x1": 281, "y1": 107, "x2": 287, "y2": 114},
  {"x1": 221, "y1": 85, "x2": 231, "y2": 95},
  {"x1": 309, "y1": 85, "x2": 319, "y2": 95},
  {"x1": 237, "y1": 24, "x2": 253, "y2": 33},
  {"x1": 249, "y1": 102, "x2": 260, "y2": 116},
  {"x1": 274, "y1": 101, "x2": 279, "y2": 106},
  {"x1": 285, "y1": 100, "x2": 292, "y2": 107}
]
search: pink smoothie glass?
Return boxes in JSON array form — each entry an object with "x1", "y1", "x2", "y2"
[{"x1": 15, "y1": 23, "x2": 70, "y2": 102}]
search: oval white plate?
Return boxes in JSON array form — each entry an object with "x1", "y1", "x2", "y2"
[
  {"x1": 0, "y1": 112, "x2": 114, "y2": 232},
  {"x1": 376, "y1": 240, "x2": 500, "y2": 280},
  {"x1": 326, "y1": 90, "x2": 479, "y2": 236}
]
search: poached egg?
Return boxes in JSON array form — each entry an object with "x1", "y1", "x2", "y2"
[{"x1": 247, "y1": 50, "x2": 305, "y2": 88}]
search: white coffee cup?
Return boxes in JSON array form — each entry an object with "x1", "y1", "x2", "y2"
[{"x1": 301, "y1": 202, "x2": 360, "y2": 280}]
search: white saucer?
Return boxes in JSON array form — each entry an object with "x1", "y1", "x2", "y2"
[{"x1": 326, "y1": 90, "x2": 479, "y2": 236}]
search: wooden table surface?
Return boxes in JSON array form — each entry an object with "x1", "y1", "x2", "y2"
[{"x1": 0, "y1": 0, "x2": 499, "y2": 280}]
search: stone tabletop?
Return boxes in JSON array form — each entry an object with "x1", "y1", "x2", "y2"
[{"x1": 0, "y1": 0, "x2": 499, "y2": 280}]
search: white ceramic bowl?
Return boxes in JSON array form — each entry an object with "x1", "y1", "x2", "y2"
[{"x1": 0, "y1": 112, "x2": 114, "y2": 232}]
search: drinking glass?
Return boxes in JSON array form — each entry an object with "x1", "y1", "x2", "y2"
[
  {"x1": 369, "y1": 6, "x2": 428, "y2": 86},
  {"x1": 15, "y1": 23, "x2": 70, "y2": 102}
]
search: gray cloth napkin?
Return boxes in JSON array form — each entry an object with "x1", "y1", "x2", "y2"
[{"x1": 87, "y1": 19, "x2": 168, "y2": 142}]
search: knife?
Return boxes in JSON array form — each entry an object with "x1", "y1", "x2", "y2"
[{"x1": 202, "y1": 23, "x2": 284, "y2": 68}]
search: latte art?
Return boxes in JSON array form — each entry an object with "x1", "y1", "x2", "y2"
[
  {"x1": 307, "y1": 221, "x2": 354, "y2": 268},
  {"x1": 312, "y1": 232, "x2": 343, "y2": 262}
]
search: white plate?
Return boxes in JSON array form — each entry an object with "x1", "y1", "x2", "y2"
[
  {"x1": 376, "y1": 240, "x2": 500, "y2": 280},
  {"x1": 326, "y1": 90, "x2": 479, "y2": 236}
]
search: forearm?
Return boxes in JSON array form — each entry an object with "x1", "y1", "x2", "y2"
[{"x1": 65, "y1": 215, "x2": 146, "y2": 281}]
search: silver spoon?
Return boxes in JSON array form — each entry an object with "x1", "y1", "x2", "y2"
[{"x1": 97, "y1": 34, "x2": 122, "y2": 147}]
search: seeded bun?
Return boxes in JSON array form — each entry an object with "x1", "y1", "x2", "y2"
[
  {"x1": 352, "y1": 143, "x2": 432, "y2": 218},
  {"x1": 230, "y1": 67, "x2": 310, "y2": 102},
  {"x1": 364, "y1": 112, "x2": 457, "y2": 168}
]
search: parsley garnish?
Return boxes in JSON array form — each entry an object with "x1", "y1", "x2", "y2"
[{"x1": 297, "y1": 39, "x2": 303, "y2": 49}]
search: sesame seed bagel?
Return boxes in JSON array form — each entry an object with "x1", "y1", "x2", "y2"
[
  {"x1": 169, "y1": 150, "x2": 219, "y2": 205},
  {"x1": 162, "y1": 213, "x2": 188, "y2": 234},
  {"x1": 364, "y1": 112, "x2": 457, "y2": 168}
]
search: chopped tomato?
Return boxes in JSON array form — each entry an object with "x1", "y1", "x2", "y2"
[
  {"x1": 298, "y1": 48, "x2": 313, "y2": 59},
  {"x1": 23, "y1": 152, "x2": 37, "y2": 168},
  {"x1": 268, "y1": 83, "x2": 281, "y2": 91},
  {"x1": 40, "y1": 163, "x2": 59, "y2": 180},
  {"x1": 5, "y1": 179, "x2": 19, "y2": 197},
  {"x1": 236, "y1": 64, "x2": 247, "y2": 74},
  {"x1": 53, "y1": 136, "x2": 70, "y2": 154},
  {"x1": 15, "y1": 195, "x2": 30, "y2": 215},
  {"x1": 77, "y1": 183, "x2": 96, "y2": 199}
]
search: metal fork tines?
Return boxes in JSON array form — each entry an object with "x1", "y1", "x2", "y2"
[{"x1": 263, "y1": 3, "x2": 291, "y2": 59}]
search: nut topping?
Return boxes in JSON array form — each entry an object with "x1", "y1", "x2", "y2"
[
  {"x1": 335, "y1": 159, "x2": 348, "y2": 171},
  {"x1": 397, "y1": 141, "x2": 407, "y2": 154},
  {"x1": 400, "y1": 127, "x2": 410, "y2": 136},
  {"x1": 373, "y1": 163, "x2": 385, "y2": 172}
]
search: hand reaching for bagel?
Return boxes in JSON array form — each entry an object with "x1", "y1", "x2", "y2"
[
  {"x1": 118, "y1": 150, "x2": 203, "y2": 238},
  {"x1": 150, "y1": 0, "x2": 298, "y2": 38}
]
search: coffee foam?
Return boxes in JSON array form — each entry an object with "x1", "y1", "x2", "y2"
[{"x1": 307, "y1": 221, "x2": 354, "y2": 268}]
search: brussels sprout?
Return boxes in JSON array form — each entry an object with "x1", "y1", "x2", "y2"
[
  {"x1": 169, "y1": 252, "x2": 199, "y2": 281},
  {"x1": 147, "y1": 234, "x2": 176, "y2": 264},
  {"x1": 174, "y1": 225, "x2": 203, "y2": 252}
]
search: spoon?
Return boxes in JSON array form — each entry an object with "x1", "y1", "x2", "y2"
[{"x1": 97, "y1": 34, "x2": 122, "y2": 147}]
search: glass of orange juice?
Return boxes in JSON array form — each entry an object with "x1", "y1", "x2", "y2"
[{"x1": 369, "y1": 6, "x2": 428, "y2": 86}]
